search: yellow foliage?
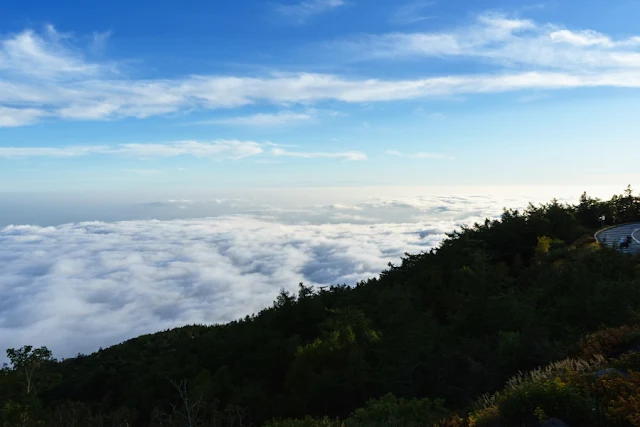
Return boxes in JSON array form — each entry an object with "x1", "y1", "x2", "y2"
[
  {"x1": 533, "y1": 406, "x2": 547, "y2": 422},
  {"x1": 468, "y1": 406, "x2": 500, "y2": 427},
  {"x1": 580, "y1": 325, "x2": 635, "y2": 358},
  {"x1": 590, "y1": 370, "x2": 640, "y2": 426},
  {"x1": 536, "y1": 236, "x2": 553, "y2": 256},
  {"x1": 504, "y1": 356, "x2": 605, "y2": 391},
  {"x1": 434, "y1": 414, "x2": 468, "y2": 427}
]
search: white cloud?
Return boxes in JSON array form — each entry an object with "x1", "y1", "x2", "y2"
[
  {"x1": 57, "y1": 103, "x2": 121, "y2": 120},
  {"x1": 90, "y1": 30, "x2": 112, "y2": 53},
  {"x1": 0, "y1": 26, "x2": 103, "y2": 79},
  {"x1": 330, "y1": 203, "x2": 363, "y2": 210},
  {"x1": 0, "y1": 140, "x2": 263, "y2": 159},
  {"x1": 4, "y1": 69, "x2": 640, "y2": 127},
  {"x1": 0, "y1": 106, "x2": 48, "y2": 127},
  {"x1": 206, "y1": 111, "x2": 313, "y2": 126},
  {"x1": 146, "y1": 199, "x2": 196, "y2": 206},
  {"x1": 275, "y1": 0, "x2": 345, "y2": 24},
  {"x1": 336, "y1": 12, "x2": 640, "y2": 70},
  {"x1": 272, "y1": 147, "x2": 367, "y2": 160},
  {"x1": 390, "y1": 1, "x2": 435, "y2": 25},
  {"x1": 34, "y1": 71, "x2": 640, "y2": 116},
  {"x1": 0, "y1": 188, "x2": 594, "y2": 361},
  {"x1": 549, "y1": 29, "x2": 613, "y2": 47},
  {"x1": 3, "y1": 16, "x2": 640, "y2": 127},
  {"x1": 0, "y1": 216, "x2": 445, "y2": 360},
  {"x1": 113, "y1": 140, "x2": 264, "y2": 159},
  {"x1": 0, "y1": 145, "x2": 108, "y2": 158},
  {"x1": 0, "y1": 141, "x2": 372, "y2": 163},
  {"x1": 385, "y1": 149, "x2": 453, "y2": 160}
]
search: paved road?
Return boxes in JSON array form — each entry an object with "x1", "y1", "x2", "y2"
[{"x1": 595, "y1": 223, "x2": 640, "y2": 254}]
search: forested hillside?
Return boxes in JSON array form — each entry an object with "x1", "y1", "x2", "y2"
[{"x1": 3, "y1": 187, "x2": 640, "y2": 426}]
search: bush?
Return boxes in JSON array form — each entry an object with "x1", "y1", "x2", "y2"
[
  {"x1": 345, "y1": 393, "x2": 448, "y2": 427},
  {"x1": 266, "y1": 416, "x2": 342, "y2": 427},
  {"x1": 613, "y1": 352, "x2": 640, "y2": 372},
  {"x1": 468, "y1": 405, "x2": 501, "y2": 427},
  {"x1": 589, "y1": 370, "x2": 640, "y2": 426},
  {"x1": 496, "y1": 377, "x2": 597, "y2": 426},
  {"x1": 580, "y1": 325, "x2": 636, "y2": 358}
]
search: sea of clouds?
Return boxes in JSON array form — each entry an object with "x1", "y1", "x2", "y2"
[{"x1": 0, "y1": 186, "x2": 625, "y2": 360}]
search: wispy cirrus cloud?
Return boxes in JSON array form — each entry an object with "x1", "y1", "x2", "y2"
[
  {"x1": 0, "y1": 140, "x2": 263, "y2": 160},
  {"x1": 272, "y1": 147, "x2": 366, "y2": 161},
  {"x1": 3, "y1": 15, "x2": 640, "y2": 127},
  {"x1": 90, "y1": 30, "x2": 112, "y2": 53},
  {"x1": 390, "y1": 1, "x2": 436, "y2": 25},
  {"x1": 0, "y1": 145, "x2": 109, "y2": 158},
  {"x1": 204, "y1": 110, "x2": 314, "y2": 126},
  {"x1": 336, "y1": 12, "x2": 640, "y2": 70},
  {"x1": 115, "y1": 140, "x2": 264, "y2": 159},
  {"x1": 0, "y1": 106, "x2": 48, "y2": 127},
  {"x1": 275, "y1": 0, "x2": 345, "y2": 24},
  {"x1": 0, "y1": 26, "x2": 105, "y2": 79},
  {"x1": 0, "y1": 141, "x2": 371, "y2": 162},
  {"x1": 385, "y1": 149, "x2": 453, "y2": 160}
]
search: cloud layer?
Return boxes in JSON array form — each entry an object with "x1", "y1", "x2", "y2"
[
  {"x1": 2, "y1": 189, "x2": 572, "y2": 360},
  {"x1": 2, "y1": 14, "x2": 640, "y2": 126},
  {"x1": 0, "y1": 216, "x2": 443, "y2": 360}
]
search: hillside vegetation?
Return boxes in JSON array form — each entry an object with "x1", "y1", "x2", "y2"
[{"x1": 3, "y1": 187, "x2": 640, "y2": 427}]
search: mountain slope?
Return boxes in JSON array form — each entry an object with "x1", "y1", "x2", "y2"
[{"x1": 3, "y1": 189, "x2": 640, "y2": 426}]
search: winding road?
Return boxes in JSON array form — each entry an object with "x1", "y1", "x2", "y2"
[{"x1": 595, "y1": 223, "x2": 640, "y2": 254}]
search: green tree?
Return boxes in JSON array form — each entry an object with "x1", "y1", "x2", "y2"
[
  {"x1": 1, "y1": 346, "x2": 59, "y2": 427},
  {"x1": 286, "y1": 309, "x2": 380, "y2": 417}
]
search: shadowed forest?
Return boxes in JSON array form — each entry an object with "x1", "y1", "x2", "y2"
[{"x1": 3, "y1": 187, "x2": 640, "y2": 426}]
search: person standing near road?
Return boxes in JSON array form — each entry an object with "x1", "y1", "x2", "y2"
[{"x1": 620, "y1": 236, "x2": 629, "y2": 249}]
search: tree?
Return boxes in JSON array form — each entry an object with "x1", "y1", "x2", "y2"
[
  {"x1": 535, "y1": 236, "x2": 552, "y2": 256},
  {"x1": 1, "y1": 346, "x2": 58, "y2": 427},
  {"x1": 6, "y1": 346, "x2": 55, "y2": 396},
  {"x1": 286, "y1": 309, "x2": 380, "y2": 418}
]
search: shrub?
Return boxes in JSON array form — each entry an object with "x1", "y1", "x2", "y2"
[
  {"x1": 589, "y1": 370, "x2": 640, "y2": 426},
  {"x1": 580, "y1": 325, "x2": 636, "y2": 358},
  {"x1": 496, "y1": 377, "x2": 597, "y2": 426},
  {"x1": 345, "y1": 393, "x2": 448, "y2": 427},
  {"x1": 434, "y1": 414, "x2": 468, "y2": 427},
  {"x1": 504, "y1": 356, "x2": 605, "y2": 391},
  {"x1": 613, "y1": 352, "x2": 640, "y2": 372},
  {"x1": 468, "y1": 405, "x2": 501, "y2": 427},
  {"x1": 266, "y1": 416, "x2": 342, "y2": 427}
]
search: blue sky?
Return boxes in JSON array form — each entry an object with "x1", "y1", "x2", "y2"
[{"x1": 2, "y1": 0, "x2": 640, "y2": 192}]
